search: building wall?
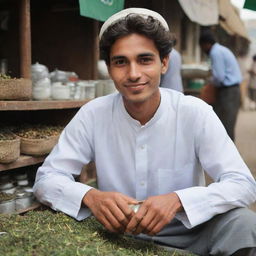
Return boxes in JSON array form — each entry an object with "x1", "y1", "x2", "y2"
[
  {"x1": 0, "y1": 0, "x2": 20, "y2": 78},
  {"x1": 0, "y1": 0, "x2": 99, "y2": 79},
  {"x1": 31, "y1": 1, "x2": 97, "y2": 79},
  {"x1": 161, "y1": 0, "x2": 183, "y2": 52}
]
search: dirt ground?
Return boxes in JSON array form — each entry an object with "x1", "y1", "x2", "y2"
[{"x1": 235, "y1": 109, "x2": 256, "y2": 211}]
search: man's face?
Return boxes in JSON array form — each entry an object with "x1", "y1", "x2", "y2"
[{"x1": 107, "y1": 33, "x2": 168, "y2": 106}]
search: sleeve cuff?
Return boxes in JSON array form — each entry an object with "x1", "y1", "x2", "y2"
[
  {"x1": 175, "y1": 187, "x2": 214, "y2": 228},
  {"x1": 55, "y1": 182, "x2": 93, "y2": 220}
]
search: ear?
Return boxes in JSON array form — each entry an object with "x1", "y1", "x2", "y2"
[
  {"x1": 107, "y1": 64, "x2": 113, "y2": 79},
  {"x1": 161, "y1": 55, "x2": 169, "y2": 75}
]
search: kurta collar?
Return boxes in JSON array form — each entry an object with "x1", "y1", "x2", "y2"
[{"x1": 118, "y1": 89, "x2": 167, "y2": 129}]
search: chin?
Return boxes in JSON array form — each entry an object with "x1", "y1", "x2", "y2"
[{"x1": 123, "y1": 94, "x2": 150, "y2": 104}]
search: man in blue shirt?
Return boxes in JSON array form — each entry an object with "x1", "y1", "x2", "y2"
[{"x1": 199, "y1": 32, "x2": 241, "y2": 141}]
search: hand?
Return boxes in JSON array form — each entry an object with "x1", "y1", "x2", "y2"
[
  {"x1": 126, "y1": 192, "x2": 183, "y2": 236},
  {"x1": 83, "y1": 189, "x2": 138, "y2": 233}
]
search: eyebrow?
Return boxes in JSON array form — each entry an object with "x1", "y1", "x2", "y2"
[
  {"x1": 138, "y1": 53, "x2": 155, "y2": 57},
  {"x1": 110, "y1": 52, "x2": 155, "y2": 62},
  {"x1": 110, "y1": 56, "x2": 125, "y2": 62}
]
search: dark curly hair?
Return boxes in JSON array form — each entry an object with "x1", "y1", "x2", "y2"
[{"x1": 99, "y1": 14, "x2": 174, "y2": 65}]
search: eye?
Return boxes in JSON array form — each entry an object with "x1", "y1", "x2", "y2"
[
  {"x1": 112, "y1": 58, "x2": 127, "y2": 66},
  {"x1": 139, "y1": 57, "x2": 153, "y2": 64}
]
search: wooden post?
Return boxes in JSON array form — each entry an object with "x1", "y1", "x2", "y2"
[
  {"x1": 92, "y1": 20, "x2": 99, "y2": 79},
  {"x1": 20, "y1": 0, "x2": 31, "y2": 79}
]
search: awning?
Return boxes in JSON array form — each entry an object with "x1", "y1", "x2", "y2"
[
  {"x1": 219, "y1": 0, "x2": 250, "y2": 41},
  {"x1": 178, "y1": 0, "x2": 219, "y2": 26},
  {"x1": 178, "y1": 0, "x2": 250, "y2": 41},
  {"x1": 244, "y1": 0, "x2": 256, "y2": 11},
  {"x1": 79, "y1": 0, "x2": 124, "y2": 22}
]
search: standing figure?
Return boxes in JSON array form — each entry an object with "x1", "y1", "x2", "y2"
[
  {"x1": 160, "y1": 40, "x2": 183, "y2": 92},
  {"x1": 199, "y1": 32, "x2": 242, "y2": 141},
  {"x1": 248, "y1": 54, "x2": 256, "y2": 107}
]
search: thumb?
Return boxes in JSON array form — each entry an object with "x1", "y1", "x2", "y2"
[{"x1": 122, "y1": 195, "x2": 139, "y2": 204}]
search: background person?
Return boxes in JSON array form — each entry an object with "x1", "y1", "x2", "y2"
[
  {"x1": 199, "y1": 32, "x2": 242, "y2": 141},
  {"x1": 248, "y1": 54, "x2": 256, "y2": 109},
  {"x1": 160, "y1": 39, "x2": 183, "y2": 92}
]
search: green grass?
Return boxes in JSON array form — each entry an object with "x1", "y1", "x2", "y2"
[{"x1": 0, "y1": 209, "x2": 196, "y2": 256}]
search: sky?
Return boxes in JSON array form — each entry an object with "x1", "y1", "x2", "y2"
[{"x1": 231, "y1": 0, "x2": 256, "y2": 20}]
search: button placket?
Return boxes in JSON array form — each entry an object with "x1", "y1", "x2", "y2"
[{"x1": 135, "y1": 128, "x2": 148, "y2": 200}]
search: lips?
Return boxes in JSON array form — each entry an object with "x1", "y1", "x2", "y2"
[
  {"x1": 124, "y1": 83, "x2": 147, "y2": 93},
  {"x1": 124, "y1": 82, "x2": 147, "y2": 88}
]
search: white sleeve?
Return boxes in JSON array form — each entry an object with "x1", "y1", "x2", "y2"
[
  {"x1": 33, "y1": 106, "x2": 94, "y2": 220},
  {"x1": 175, "y1": 106, "x2": 256, "y2": 228}
]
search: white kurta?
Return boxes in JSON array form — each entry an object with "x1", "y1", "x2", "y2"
[{"x1": 33, "y1": 88, "x2": 256, "y2": 229}]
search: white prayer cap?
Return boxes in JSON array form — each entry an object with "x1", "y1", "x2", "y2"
[{"x1": 99, "y1": 8, "x2": 169, "y2": 40}]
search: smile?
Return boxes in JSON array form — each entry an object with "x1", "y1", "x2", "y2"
[{"x1": 125, "y1": 83, "x2": 147, "y2": 88}]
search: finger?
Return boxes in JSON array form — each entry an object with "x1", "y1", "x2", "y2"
[
  {"x1": 147, "y1": 214, "x2": 175, "y2": 236},
  {"x1": 131, "y1": 215, "x2": 147, "y2": 235},
  {"x1": 108, "y1": 201, "x2": 131, "y2": 227},
  {"x1": 133, "y1": 210, "x2": 156, "y2": 235},
  {"x1": 125, "y1": 214, "x2": 142, "y2": 233},
  {"x1": 126, "y1": 205, "x2": 147, "y2": 233},
  {"x1": 147, "y1": 221, "x2": 166, "y2": 236},
  {"x1": 98, "y1": 214, "x2": 120, "y2": 233},
  {"x1": 142, "y1": 209, "x2": 163, "y2": 234},
  {"x1": 116, "y1": 199, "x2": 136, "y2": 222},
  {"x1": 144, "y1": 217, "x2": 161, "y2": 235},
  {"x1": 104, "y1": 208, "x2": 126, "y2": 233}
]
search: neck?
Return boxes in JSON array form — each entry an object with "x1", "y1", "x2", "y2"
[{"x1": 123, "y1": 91, "x2": 161, "y2": 125}]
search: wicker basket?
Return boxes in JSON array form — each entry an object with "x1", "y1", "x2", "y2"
[
  {"x1": 0, "y1": 138, "x2": 20, "y2": 163},
  {"x1": 0, "y1": 78, "x2": 32, "y2": 100},
  {"x1": 20, "y1": 135, "x2": 59, "y2": 156}
]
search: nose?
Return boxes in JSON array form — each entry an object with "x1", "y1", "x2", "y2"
[{"x1": 128, "y1": 62, "x2": 141, "y2": 82}]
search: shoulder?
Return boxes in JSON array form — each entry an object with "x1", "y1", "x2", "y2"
[
  {"x1": 162, "y1": 90, "x2": 215, "y2": 140},
  {"x1": 161, "y1": 88, "x2": 212, "y2": 118},
  {"x1": 210, "y1": 43, "x2": 222, "y2": 56},
  {"x1": 169, "y1": 49, "x2": 181, "y2": 61},
  {"x1": 162, "y1": 88, "x2": 210, "y2": 109},
  {"x1": 179, "y1": 94, "x2": 212, "y2": 117},
  {"x1": 211, "y1": 43, "x2": 233, "y2": 56}
]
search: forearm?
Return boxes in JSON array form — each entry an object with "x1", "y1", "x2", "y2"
[
  {"x1": 33, "y1": 168, "x2": 93, "y2": 220},
  {"x1": 175, "y1": 174, "x2": 256, "y2": 228}
]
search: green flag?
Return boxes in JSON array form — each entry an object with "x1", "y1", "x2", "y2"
[
  {"x1": 79, "y1": 0, "x2": 124, "y2": 22},
  {"x1": 244, "y1": 0, "x2": 256, "y2": 11}
]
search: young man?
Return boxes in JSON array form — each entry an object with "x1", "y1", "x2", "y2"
[
  {"x1": 199, "y1": 32, "x2": 242, "y2": 141},
  {"x1": 34, "y1": 8, "x2": 256, "y2": 256}
]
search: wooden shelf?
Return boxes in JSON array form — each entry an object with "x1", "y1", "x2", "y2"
[
  {"x1": 0, "y1": 99, "x2": 90, "y2": 111},
  {"x1": 0, "y1": 155, "x2": 46, "y2": 172},
  {"x1": 17, "y1": 201, "x2": 42, "y2": 214}
]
